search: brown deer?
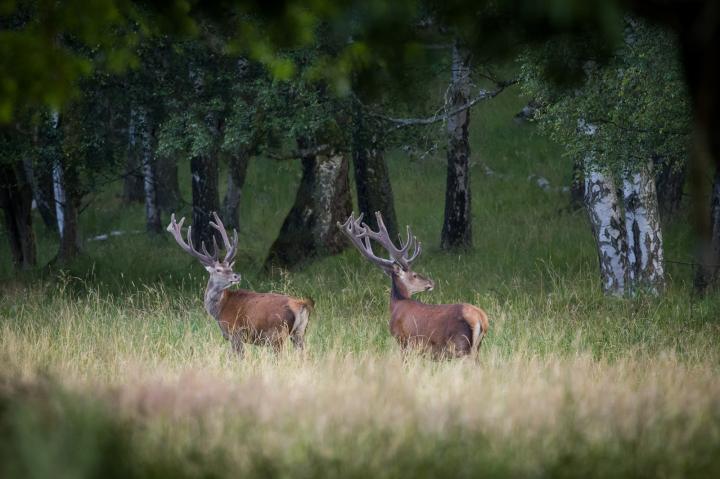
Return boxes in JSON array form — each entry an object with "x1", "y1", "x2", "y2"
[
  {"x1": 167, "y1": 212, "x2": 313, "y2": 355},
  {"x1": 338, "y1": 212, "x2": 488, "y2": 358}
]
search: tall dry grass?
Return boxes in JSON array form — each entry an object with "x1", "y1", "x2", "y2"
[{"x1": 1, "y1": 282, "x2": 719, "y2": 478}]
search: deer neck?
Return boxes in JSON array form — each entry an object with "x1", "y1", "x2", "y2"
[
  {"x1": 390, "y1": 275, "x2": 411, "y2": 303},
  {"x1": 204, "y1": 279, "x2": 227, "y2": 321}
]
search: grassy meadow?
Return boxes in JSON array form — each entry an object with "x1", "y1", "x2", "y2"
[{"x1": 1, "y1": 90, "x2": 720, "y2": 478}]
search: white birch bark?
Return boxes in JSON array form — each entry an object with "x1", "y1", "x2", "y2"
[
  {"x1": 623, "y1": 161, "x2": 665, "y2": 293},
  {"x1": 50, "y1": 111, "x2": 66, "y2": 238},
  {"x1": 138, "y1": 108, "x2": 161, "y2": 233},
  {"x1": 584, "y1": 164, "x2": 627, "y2": 295},
  {"x1": 441, "y1": 40, "x2": 472, "y2": 249}
]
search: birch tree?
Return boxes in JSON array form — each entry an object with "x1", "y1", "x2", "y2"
[
  {"x1": 623, "y1": 161, "x2": 665, "y2": 292},
  {"x1": 441, "y1": 41, "x2": 473, "y2": 249},
  {"x1": 521, "y1": 18, "x2": 689, "y2": 295},
  {"x1": 136, "y1": 108, "x2": 162, "y2": 233},
  {"x1": 122, "y1": 107, "x2": 144, "y2": 204}
]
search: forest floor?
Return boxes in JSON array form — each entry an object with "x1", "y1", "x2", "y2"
[{"x1": 1, "y1": 88, "x2": 719, "y2": 478}]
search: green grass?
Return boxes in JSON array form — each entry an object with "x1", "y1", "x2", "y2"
[{"x1": 1, "y1": 87, "x2": 720, "y2": 478}]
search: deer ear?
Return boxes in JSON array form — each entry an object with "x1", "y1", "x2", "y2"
[
  {"x1": 205, "y1": 265, "x2": 214, "y2": 273},
  {"x1": 391, "y1": 263, "x2": 403, "y2": 275}
]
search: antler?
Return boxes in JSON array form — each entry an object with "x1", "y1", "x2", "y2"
[
  {"x1": 209, "y1": 211, "x2": 238, "y2": 263},
  {"x1": 166, "y1": 213, "x2": 218, "y2": 267},
  {"x1": 338, "y1": 211, "x2": 422, "y2": 271},
  {"x1": 338, "y1": 212, "x2": 395, "y2": 271}
]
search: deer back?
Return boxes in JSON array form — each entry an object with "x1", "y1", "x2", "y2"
[
  {"x1": 216, "y1": 289, "x2": 309, "y2": 342},
  {"x1": 390, "y1": 300, "x2": 488, "y2": 357}
]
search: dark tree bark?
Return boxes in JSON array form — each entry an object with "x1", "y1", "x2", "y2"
[
  {"x1": 222, "y1": 151, "x2": 250, "y2": 231},
  {"x1": 156, "y1": 154, "x2": 182, "y2": 212},
  {"x1": 570, "y1": 158, "x2": 585, "y2": 211},
  {"x1": 694, "y1": 167, "x2": 720, "y2": 291},
  {"x1": 441, "y1": 42, "x2": 473, "y2": 250},
  {"x1": 653, "y1": 155, "x2": 686, "y2": 221},
  {"x1": 55, "y1": 159, "x2": 80, "y2": 262},
  {"x1": 23, "y1": 155, "x2": 56, "y2": 231},
  {"x1": 122, "y1": 108, "x2": 145, "y2": 204},
  {"x1": 265, "y1": 147, "x2": 352, "y2": 269},
  {"x1": 190, "y1": 153, "x2": 220, "y2": 249},
  {"x1": 44, "y1": 112, "x2": 80, "y2": 262},
  {"x1": 137, "y1": 108, "x2": 162, "y2": 234},
  {"x1": 351, "y1": 101, "x2": 398, "y2": 239},
  {"x1": 0, "y1": 161, "x2": 36, "y2": 269},
  {"x1": 623, "y1": 161, "x2": 665, "y2": 294}
]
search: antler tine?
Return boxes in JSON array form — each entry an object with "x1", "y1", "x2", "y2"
[
  {"x1": 337, "y1": 212, "x2": 395, "y2": 270},
  {"x1": 399, "y1": 224, "x2": 422, "y2": 266},
  {"x1": 209, "y1": 211, "x2": 238, "y2": 263},
  {"x1": 363, "y1": 212, "x2": 410, "y2": 269},
  {"x1": 166, "y1": 213, "x2": 216, "y2": 267}
]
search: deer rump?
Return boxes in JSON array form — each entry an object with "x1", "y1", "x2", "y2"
[
  {"x1": 391, "y1": 302, "x2": 486, "y2": 358},
  {"x1": 217, "y1": 290, "x2": 312, "y2": 346}
]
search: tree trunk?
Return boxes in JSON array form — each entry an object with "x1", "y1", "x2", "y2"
[
  {"x1": 653, "y1": 155, "x2": 686, "y2": 221},
  {"x1": 265, "y1": 148, "x2": 352, "y2": 269},
  {"x1": 138, "y1": 108, "x2": 162, "y2": 234},
  {"x1": 48, "y1": 112, "x2": 80, "y2": 262},
  {"x1": 441, "y1": 42, "x2": 472, "y2": 250},
  {"x1": 190, "y1": 153, "x2": 220, "y2": 249},
  {"x1": 570, "y1": 158, "x2": 585, "y2": 211},
  {"x1": 584, "y1": 163, "x2": 627, "y2": 296},
  {"x1": 156, "y1": 154, "x2": 182, "y2": 212},
  {"x1": 623, "y1": 161, "x2": 665, "y2": 294},
  {"x1": 55, "y1": 159, "x2": 80, "y2": 262},
  {"x1": 23, "y1": 155, "x2": 56, "y2": 231},
  {"x1": 122, "y1": 107, "x2": 144, "y2": 204},
  {"x1": 351, "y1": 101, "x2": 398, "y2": 239},
  {"x1": 0, "y1": 161, "x2": 36, "y2": 269},
  {"x1": 694, "y1": 167, "x2": 720, "y2": 291},
  {"x1": 222, "y1": 151, "x2": 250, "y2": 231}
]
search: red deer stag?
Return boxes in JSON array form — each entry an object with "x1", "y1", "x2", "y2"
[
  {"x1": 167, "y1": 212, "x2": 313, "y2": 355},
  {"x1": 338, "y1": 212, "x2": 488, "y2": 358}
]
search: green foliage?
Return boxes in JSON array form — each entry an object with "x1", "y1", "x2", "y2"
[
  {"x1": 1, "y1": 0, "x2": 636, "y2": 123},
  {"x1": 519, "y1": 17, "x2": 692, "y2": 172}
]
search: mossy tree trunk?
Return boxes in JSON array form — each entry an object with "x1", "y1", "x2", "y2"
[{"x1": 265, "y1": 145, "x2": 352, "y2": 269}]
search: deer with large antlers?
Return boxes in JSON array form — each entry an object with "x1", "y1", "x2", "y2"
[
  {"x1": 167, "y1": 212, "x2": 313, "y2": 355},
  {"x1": 339, "y1": 212, "x2": 488, "y2": 358}
]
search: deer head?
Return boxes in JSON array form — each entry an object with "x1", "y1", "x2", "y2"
[
  {"x1": 338, "y1": 212, "x2": 435, "y2": 295},
  {"x1": 167, "y1": 212, "x2": 241, "y2": 290}
]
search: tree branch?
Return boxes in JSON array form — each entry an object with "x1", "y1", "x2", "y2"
[
  {"x1": 362, "y1": 79, "x2": 518, "y2": 130},
  {"x1": 267, "y1": 143, "x2": 334, "y2": 161}
]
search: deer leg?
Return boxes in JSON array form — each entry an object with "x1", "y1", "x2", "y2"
[
  {"x1": 290, "y1": 307, "x2": 309, "y2": 351},
  {"x1": 230, "y1": 332, "x2": 245, "y2": 357}
]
